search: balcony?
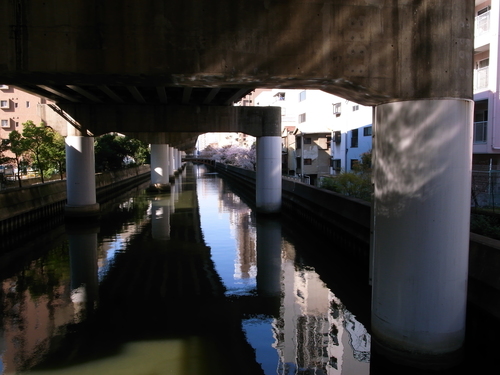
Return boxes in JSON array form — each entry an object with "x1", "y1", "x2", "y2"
[
  {"x1": 474, "y1": 66, "x2": 489, "y2": 91},
  {"x1": 476, "y1": 11, "x2": 490, "y2": 37}
]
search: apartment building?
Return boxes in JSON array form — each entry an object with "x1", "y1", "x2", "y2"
[
  {"x1": 474, "y1": 0, "x2": 500, "y2": 166},
  {"x1": 253, "y1": 89, "x2": 372, "y2": 184},
  {"x1": 0, "y1": 86, "x2": 48, "y2": 140}
]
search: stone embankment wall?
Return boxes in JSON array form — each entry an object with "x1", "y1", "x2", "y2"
[
  {"x1": 0, "y1": 165, "x2": 150, "y2": 236},
  {"x1": 212, "y1": 162, "x2": 500, "y2": 318}
]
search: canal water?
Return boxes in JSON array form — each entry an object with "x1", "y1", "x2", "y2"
[{"x1": 0, "y1": 163, "x2": 498, "y2": 374}]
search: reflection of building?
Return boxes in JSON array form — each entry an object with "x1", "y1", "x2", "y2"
[
  {"x1": 275, "y1": 243, "x2": 370, "y2": 374},
  {"x1": 0, "y1": 276, "x2": 75, "y2": 373}
]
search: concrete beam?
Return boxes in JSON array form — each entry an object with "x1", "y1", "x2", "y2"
[
  {"x1": 124, "y1": 132, "x2": 201, "y2": 152},
  {"x1": 0, "y1": 1, "x2": 473, "y2": 105},
  {"x1": 58, "y1": 104, "x2": 281, "y2": 138}
]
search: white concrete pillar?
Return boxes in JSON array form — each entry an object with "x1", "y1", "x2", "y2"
[
  {"x1": 174, "y1": 148, "x2": 180, "y2": 173},
  {"x1": 65, "y1": 136, "x2": 100, "y2": 217},
  {"x1": 168, "y1": 146, "x2": 176, "y2": 181},
  {"x1": 371, "y1": 99, "x2": 473, "y2": 367},
  {"x1": 256, "y1": 136, "x2": 282, "y2": 214},
  {"x1": 149, "y1": 144, "x2": 171, "y2": 191}
]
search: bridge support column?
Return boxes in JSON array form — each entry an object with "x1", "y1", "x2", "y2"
[
  {"x1": 256, "y1": 136, "x2": 282, "y2": 214},
  {"x1": 149, "y1": 144, "x2": 171, "y2": 192},
  {"x1": 169, "y1": 146, "x2": 176, "y2": 182},
  {"x1": 371, "y1": 99, "x2": 473, "y2": 368},
  {"x1": 65, "y1": 135, "x2": 100, "y2": 218},
  {"x1": 174, "y1": 148, "x2": 180, "y2": 174}
]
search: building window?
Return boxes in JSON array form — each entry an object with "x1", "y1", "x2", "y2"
[
  {"x1": 0, "y1": 100, "x2": 9, "y2": 109},
  {"x1": 296, "y1": 136, "x2": 302, "y2": 149},
  {"x1": 275, "y1": 92, "x2": 285, "y2": 101},
  {"x1": 333, "y1": 102, "x2": 341, "y2": 115},
  {"x1": 299, "y1": 113, "x2": 306, "y2": 123},
  {"x1": 474, "y1": 121, "x2": 487, "y2": 143},
  {"x1": 331, "y1": 159, "x2": 341, "y2": 171},
  {"x1": 333, "y1": 131, "x2": 341, "y2": 144},
  {"x1": 351, "y1": 159, "x2": 359, "y2": 170},
  {"x1": 299, "y1": 91, "x2": 306, "y2": 102},
  {"x1": 1, "y1": 119, "x2": 9, "y2": 128},
  {"x1": 26, "y1": 101, "x2": 30, "y2": 108},
  {"x1": 474, "y1": 100, "x2": 488, "y2": 144},
  {"x1": 351, "y1": 129, "x2": 359, "y2": 148},
  {"x1": 353, "y1": 105, "x2": 359, "y2": 111},
  {"x1": 326, "y1": 136, "x2": 332, "y2": 149},
  {"x1": 304, "y1": 137, "x2": 312, "y2": 144},
  {"x1": 14, "y1": 102, "x2": 18, "y2": 108},
  {"x1": 363, "y1": 126, "x2": 372, "y2": 136},
  {"x1": 304, "y1": 158, "x2": 312, "y2": 165}
]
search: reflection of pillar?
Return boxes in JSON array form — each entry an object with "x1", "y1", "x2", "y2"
[
  {"x1": 371, "y1": 99, "x2": 473, "y2": 366},
  {"x1": 256, "y1": 136, "x2": 282, "y2": 214},
  {"x1": 256, "y1": 216, "x2": 282, "y2": 297},
  {"x1": 149, "y1": 144, "x2": 171, "y2": 192},
  {"x1": 151, "y1": 197, "x2": 171, "y2": 240},
  {"x1": 67, "y1": 225, "x2": 99, "y2": 322},
  {"x1": 65, "y1": 135, "x2": 100, "y2": 218}
]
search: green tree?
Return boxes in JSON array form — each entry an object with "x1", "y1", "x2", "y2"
[
  {"x1": 45, "y1": 132, "x2": 66, "y2": 180},
  {"x1": 0, "y1": 138, "x2": 11, "y2": 165},
  {"x1": 21, "y1": 121, "x2": 55, "y2": 183},
  {"x1": 321, "y1": 150, "x2": 373, "y2": 202},
  {"x1": 8, "y1": 130, "x2": 27, "y2": 187},
  {"x1": 95, "y1": 133, "x2": 150, "y2": 172}
]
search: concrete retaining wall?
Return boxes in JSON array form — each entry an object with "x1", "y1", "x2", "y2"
[{"x1": 0, "y1": 165, "x2": 150, "y2": 237}]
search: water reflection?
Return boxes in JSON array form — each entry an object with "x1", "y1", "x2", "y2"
[
  {"x1": 67, "y1": 225, "x2": 99, "y2": 321},
  {"x1": 0, "y1": 164, "x2": 370, "y2": 375},
  {"x1": 196, "y1": 165, "x2": 370, "y2": 375}
]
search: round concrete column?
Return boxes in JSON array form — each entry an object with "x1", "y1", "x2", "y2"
[
  {"x1": 168, "y1": 146, "x2": 176, "y2": 182},
  {"x1": 149, "y1": 144, "x2": 171, "y2": 191},
  {"x1": 256, "y1": 136, "x2": 282, "y2": 214},
  {"x1": 371, "y1": 99, "x2": 473, "y2": 368},
  {"x1": 65, "y1": 136, "x2": 100, "y2": 217},
  {"x1": 174, "y1": 148, "x2": 180, "y2": 174}
]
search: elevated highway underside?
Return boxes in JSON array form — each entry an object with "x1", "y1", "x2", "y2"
[
  {"x1": 0, "y1": 0, "x2": 472, "y2": 148},
  {"x1": 0, "y1": 0, "x2": 478, "y2": 368}
]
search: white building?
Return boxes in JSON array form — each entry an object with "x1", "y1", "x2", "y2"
[
  {"x1": 474, "y1": 0, "x2": 500, "y2": 166},
  {"x1": 253, "y1": 89, "x2": 373, "y2": 183},
  {"x1": 329, "y1": 100, "x2": 373, "y2": 173}
]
